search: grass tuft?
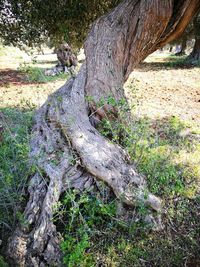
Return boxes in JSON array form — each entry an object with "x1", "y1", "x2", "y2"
[
  {"x1": 0, "y1": 107, "x2": 34, "y2": 239},
  {"x1": 18, "y1": 62, "x2": 69, "y2": 83}
]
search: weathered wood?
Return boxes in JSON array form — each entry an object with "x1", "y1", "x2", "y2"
[
  {"x1": 56, "y1": 43, "x2": 77, "y2": 68},
  {"x1": 7, "y1": 0, "x2": 200, "y2": 266}
]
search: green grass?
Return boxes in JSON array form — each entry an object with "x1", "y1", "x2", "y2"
[
  {"x1": 18, "y1": 63, "x2": 69, "y2": 83},
  {"x1": 58, "y1": 186, "x2": 200, "y2": 266},
  {"x1": 86, "y1": 99, "x2": 200, "y2": 267},
  {"x1": 0, "y1": 107, "x2": 34, "y2": 237},
  {"x1": 1, "y1": 44, "x2": 200, "y2": 266},
  {"x1": 164, "y1": 55, "x2": 200, "y2": 68},
  {"x1": 0, "y1": 100, "x2": 200, "y2": 267},
  {"x1": 0, "y1": 256, "x2": 9, "y2": 267},
  {"x1": 53, "y1": 98, "x2": 200, "y2": 266},
  {"x1": 58, "y1": 188, "x2": 117, "y2": 267}
]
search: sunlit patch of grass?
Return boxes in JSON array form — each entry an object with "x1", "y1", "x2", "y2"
[
  {"x1": 172, "y1": 147, "x2": 200, "y2": 199},
  {"x1": 173, "y1": 146, "x2": 200, "y2": 167},
  {"x1": 133, "y1": 117, "x2": 200, "y2": 198},
  {"x1": 18, "y1": 63, "x2": 69, "y2": 83},
  {"x1": 164, "y1": 55, "x2": 200, "y2": 68},
  {"x1": 99, "y1": 104, "x2": 200, "y2": 199},
  {"x1": 96, "y1": 101, "x2": 200, "y2": 264}
]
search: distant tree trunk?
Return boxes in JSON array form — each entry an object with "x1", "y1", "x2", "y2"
[
  {"x1": 175, "y1": 37, "x2": 187, "y2": 56},
  {"x1": 188, "y1": 15, "x2": 200, "y2": 62},
  {"x1": 182, "y1": 38, "x2": 187, "y2": 54},
  {"x1": 56, "y1": 43, "x2": 77, "y2": 68},
  {"x1": 7, "y1": 0, "x2": 200, "y2": 266},
  {"x1": 191, "y1": 38, "x2": 200, "y2": 60},
  {"x1": 169, "y1": 45, "x2": 173, "y2": 52}
]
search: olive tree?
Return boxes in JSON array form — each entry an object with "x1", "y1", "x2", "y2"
[{"x1": 2, "y1": 0, "x2": 200, "y2": 266}]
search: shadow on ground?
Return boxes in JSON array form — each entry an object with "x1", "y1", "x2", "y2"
[
  {"x1": 137, "y1": 56, "x2": 200, "y2": 72},
  {"x1": 0, "y1": 69, "x2": 29, "y2": 86}
]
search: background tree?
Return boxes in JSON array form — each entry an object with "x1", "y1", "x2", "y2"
[
  {"x1": 168, "y1": 20, "x2": 194, "y2": 55},
  {"x1": 174, "y1": 34, "x2": 189, "y2": 55},
  {"x1": 188, "y1": 12, "x2": 200, "y2": 62},
  {"x1": 167, "y1": 11, "x2": 200, "y2": 59},
  {"x1": 1, "y1": 0, "x2": 199, "y2": 266}
]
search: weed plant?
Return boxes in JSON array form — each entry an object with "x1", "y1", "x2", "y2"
[
  {"x1": 18, "y1": 62, "x2": 69, "y2": 83},
  {"x1": 0, "y1": 107, "x2": 34, "y2": 239},
  {"x1": 59, "y1": 96, "x2": 200, "y2": 266},
  {"x1": 0, "y1": 90, "x2": 199, "y2": 266}
]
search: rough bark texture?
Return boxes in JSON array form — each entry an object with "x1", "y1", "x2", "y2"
[
  {"x1": 188, "y1": 15, "x2": 200, "y2": 62},
  {"x1": 56, "y1": 43, "x2": 77, "y2": 68},
  {"x1": 7, "y1": 0, "x2": 200, "y2": 266}
]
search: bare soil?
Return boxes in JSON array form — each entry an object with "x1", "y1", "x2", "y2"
[
  {"x1": 0, "y1": 69, "x2": 27, "y2": 86},
  {"x1": 129, "y1": 53, "x2": 200, "y2": 125},
  {"x1": 0, "y1": 48, "x2": 199, "y2": 125}
]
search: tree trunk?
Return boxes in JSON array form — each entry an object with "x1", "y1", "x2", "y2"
[
  {"x1": 188, "y1": 15, "x2": 200, "y2": 62},
  {"x1": 191, "y1": 38, "x2": 200, "y2": 60},
  {"x1": 7, "y1": 0, "x2": 200, "y2": 266},
  {"x1": 56, "y1": 43, "x2": 77, "y2": 68},
  {"x1": 175, "y1": 37, "x2": 187, "y2": 56}
]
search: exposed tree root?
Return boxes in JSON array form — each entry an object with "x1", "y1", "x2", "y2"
[
  {"x1": 7, "y1": 65, "x2": 161, "y2": 266},
  {"x1": 7, "y1": 0, "x2": 200, "y2": 265}
]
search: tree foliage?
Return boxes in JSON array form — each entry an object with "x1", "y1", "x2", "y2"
[{"x1": 0, "y1": 0, "x2": 121, "y2": 49}]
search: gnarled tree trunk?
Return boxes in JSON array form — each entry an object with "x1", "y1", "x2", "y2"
[
  {"x1": 56, "y1": 43, "x2": 77, "y2": 68},
  {"x1": 7, "y1": 0, "x2": 200, "y2": 266}
]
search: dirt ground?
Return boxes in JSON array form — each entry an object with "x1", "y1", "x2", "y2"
[
  {"x1": 0, "y1": 46, "x2": 64, "y2": 108},
  {"x1": 128, "y1": 53, "x2": 200, "y2": 125},
  {"x1": 0, "y1": 47, "x2": 199, "y2": 125}
]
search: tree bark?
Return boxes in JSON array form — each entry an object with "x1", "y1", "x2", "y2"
[
  {"x1": 56, "y1": 43, "x2": 77, "y2": 68},
  {"x1": 188, "y1": 14, "x2": 200, "y2": 62},
  {"x1": 7, "y1": 0, "x2": 200, "y2": 266}
]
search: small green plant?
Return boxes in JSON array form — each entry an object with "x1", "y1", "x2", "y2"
[
  {"x1": 18, "y1": 62, "x2": 69, "y2": 83},
  {"x1": 0, "y1": 107, "x2": 34, "y2": 239},
  {"x1": 0, "y1": 255, "x2": 9, "y2": 267},
  {"x1": 60, "y1": 93, "x2": 200, "y2": 266},
  {"x1": 164, "y1": 55, "x2": 200, "y2": 68},
  {"x1": 18, "y1": 63, "x2": 46, "y2": 82},
  {"x1": 57, "y1": 187, "x2": 117, "y2": 266}
]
